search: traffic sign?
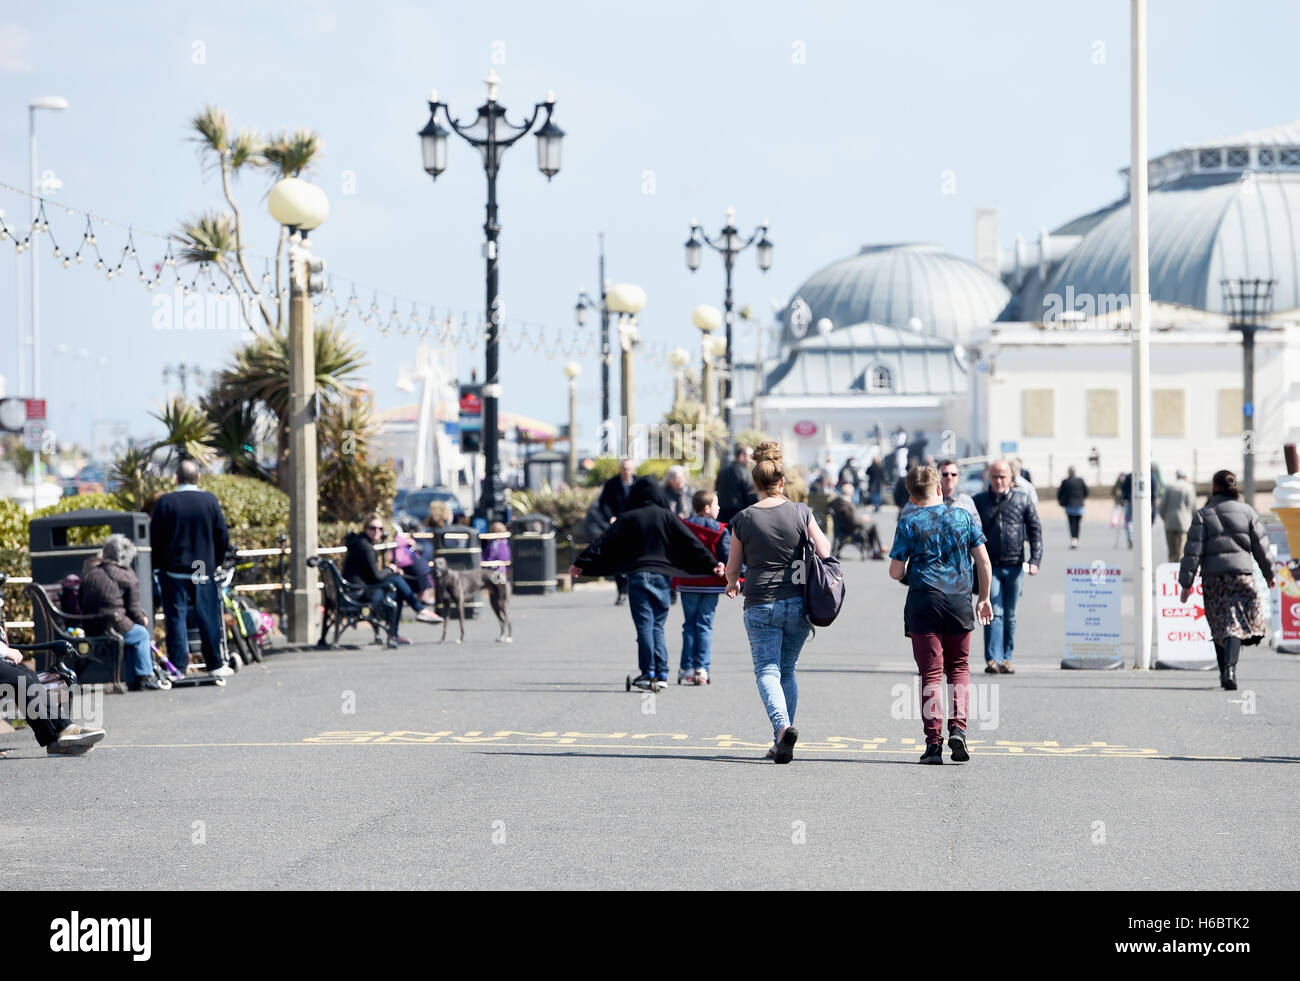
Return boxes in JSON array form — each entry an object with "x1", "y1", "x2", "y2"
[
  {"x1": 25, "y1": 398, "x2": 46, "y2": 421},
  {"x1": 23, "y1": 421, "x2": 45, "y2": 452},
  {"x1": 1155, "y1": 562, "x2": 1216, "y2": 670},
  {"x1": 1243, "y1": 401, "x2": 1254, "y2": 418}
]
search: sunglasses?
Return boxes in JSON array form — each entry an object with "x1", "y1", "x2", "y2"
[
  {"x1": 367, "y1": 525, "x2": 385, "y2": 533},
  {"x1": 940, "y1": 472, "x2": 958, "y2": 478}
]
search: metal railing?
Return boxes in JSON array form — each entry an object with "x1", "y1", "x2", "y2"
[{"x1": 2, "y1": 528, "x2": 520, "y2": 635}]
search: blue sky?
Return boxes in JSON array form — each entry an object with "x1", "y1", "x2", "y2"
[{"x1": 1, "y1": 0, "x2": 1298, "y2": 457}]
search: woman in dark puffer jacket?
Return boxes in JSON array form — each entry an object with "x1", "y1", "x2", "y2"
[{"x1": 1177, "y1": 470, "x2": 1276, "y2": 690}]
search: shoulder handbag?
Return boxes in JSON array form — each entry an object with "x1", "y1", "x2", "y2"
[{"x1": 796, "y1": 502, "x2": 845, "y2": 628}]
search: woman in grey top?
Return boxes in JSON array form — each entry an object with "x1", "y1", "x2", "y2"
[
  {"x1": 1178, "y1": 470, "x2": 1275, "y2": 690},
  {"x1": 726, "y1": 442, "x2": 832, "y2": 763}
]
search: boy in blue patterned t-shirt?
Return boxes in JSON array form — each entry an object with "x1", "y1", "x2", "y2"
[{"x1": 889, "y1": 465, "x2": 994, "y2": 764}]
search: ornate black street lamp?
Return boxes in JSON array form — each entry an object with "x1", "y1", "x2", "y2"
[
  {"x1": 419, "y1": 71, "x2": 564, "y2": 523},
  {"x1": 1221, "y1": 277, "x2": 1277, "y2": 507},
  {"x1": 575, "y1": 233, "x2": 612, "y2": 455},
  {"x1": 685, "y1": 207, "x2": 772, "y2": 436}
]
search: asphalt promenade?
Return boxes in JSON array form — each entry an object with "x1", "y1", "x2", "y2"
[{"x1": 3, "y1": 508, "x2": 1297, "y2": 890}]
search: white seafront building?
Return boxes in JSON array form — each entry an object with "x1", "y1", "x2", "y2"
[{"x1": 735, "y1": 121, "x2": 1300, "y2": 486}]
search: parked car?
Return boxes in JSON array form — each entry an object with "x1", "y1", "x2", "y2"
[
  {"x1": 394, "y1": 488, "x2": 409, "y2": 515},
  {"x1": 401, "y1": 486, "x2": 465, "y2": 527}
]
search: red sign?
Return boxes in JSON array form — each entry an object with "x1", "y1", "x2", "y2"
[
  {"x1": 459, "y1": 392, "x2": 481, "y2": 415},
  {"x1": 25, "y1": 399, "x2": 46, "y2": 421},
  {"x1": 793, "y1": 420, "x2": 817, "y2": 437}
]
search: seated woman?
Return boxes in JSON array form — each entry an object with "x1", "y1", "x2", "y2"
[
  {"x1": 342, "y1": 513, "x2": 441, "y2": 640},
  {"x1": 79, "y1": 534, "x2": 159, "y2": 691},
  {"x1": 1, "y1": 641, "x2": 106, "y2": 755},
  {"x1": 394, "y1": 518, "x2": 436, "y2": 606},
  {"x1": 483, "y1": 521, "x2": 512, "y2": 569}
]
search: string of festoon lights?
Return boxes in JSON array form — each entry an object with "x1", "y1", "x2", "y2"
[{"x1": 0, "y1": 181, "x2": 684, "y2": 371}]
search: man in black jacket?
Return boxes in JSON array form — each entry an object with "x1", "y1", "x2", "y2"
[
  {"x1": 570, "y1": 476, "x2": 721, "y2": 689},
  {"x1": 972, "y1": 459, "x2": 1043, "y2": 675},
  {"x1": 717, "y1": 445, "x2": 758, "y2": 523},
  {"x1": 597, "y1": 458, "x2": 637, "y2": 604},
  {"x1": 149, "y1": 459, "x2": 231, "y2": 677}
]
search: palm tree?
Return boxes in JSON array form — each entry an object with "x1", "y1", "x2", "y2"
[
  {"x1": 182, "y1": 107, "x2": 324, "y2": 332},
  {"x1": 204, "y1": 393, "x2": 270, "y2": 480},
  {"x1": 188, "y1": 106, "x2": 271, "y2": 329},
  {"x1": 111, "y1": 446, "x2": 171, "y2": 512},
  {"x1": 151, "y1": 397, "x2": 216, "y2": 468},
  {"x1": 210, "y1": 317, "x2": 365, "y2": 489}
]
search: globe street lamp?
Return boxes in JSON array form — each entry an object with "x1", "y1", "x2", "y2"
[
  {"x1": 685, "y1": 207, "x2": 772, "y2": 437},
  {"x1": 1221, "y1": 277, "x2": 1277, "y2": 507},
  {"x1": 563, "y1": 361, "x2": 581, "y2": 485},
  {"x1": 608, "y1": 283, "x2": 646, "y2": 457},
  {"x1": 418, "y1": 72, "x2": 564, "y2": 524},
  {"x1": 268, "y1": 176, "x2": 328, "y2": 644}
]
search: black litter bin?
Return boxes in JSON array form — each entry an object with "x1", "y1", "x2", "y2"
[
  {"x1": 29, "y1": 508, "x2": 153, "y2": 625},
  {"x1": 434, "y1": 524, "x2": 482, "y2": 619},
  {"x1": 509, "y1": 513, "x2": 556, "y2": 595}
]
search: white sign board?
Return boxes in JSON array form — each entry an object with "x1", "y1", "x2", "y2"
[
  {"x1": 1155, "y1": 562, "x2": 1216, "y2": 670},
  {"x1": 22, "y1": 420, "x2": 44, "y2": 452},
  {"x1": 1062, "y1": 564, "x2": 1124, "y2": 669}
]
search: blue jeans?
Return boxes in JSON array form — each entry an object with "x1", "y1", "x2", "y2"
[
  {"x1": 984, "y1": 564, "x2": 1024, "y2": 664},
  {"x1": 743, "y1": 595, "x2": 811, "y2": 740},
  {"x1": 160, "y1": 574, "x2": 224, "y2": 671},
  {"x1": 122, "y1": 623, "x2": 153, "y2": 683},
  {"x1": 628, "y1": 571, "x2": 671, "y2": 678},
  {"x1": 680, "y1": 592, "x2": 719, "y2": 673}
]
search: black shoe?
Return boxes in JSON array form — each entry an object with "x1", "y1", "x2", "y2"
[
  {"x1": 919, "y1": 743, "x2": 943, "y2": 764},
  {"x1": 947, "y1": 728, "x2": 969, "y2": 762},
  {"x1": 129, "y1": 676, "x2": 163, "y2": 692},
  {"x1": 984, "y1": 662, "x2": 1000, "y2": 675},
  {"x1": 773, "y1": 726, "x2": 798, "y2": 764},
  {"x1": 630, "y1": 674, "x2": 654, "y2": 690},
  {"x1": 615, "y1": 595, "x2": 627, "y2": 606},
  {"x1": 1224, "y1": 666, "x2": 1237, "y2": 691}
]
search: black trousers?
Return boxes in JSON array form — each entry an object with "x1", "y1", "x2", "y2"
[
  {"x1": 0, "y1": 658, "x2": 71, "y2": 747},
  {"x1": 1067, "y1": 514, "x2": 1082, "y2": 538}
]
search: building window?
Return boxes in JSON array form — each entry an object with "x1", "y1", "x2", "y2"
[
  {"x1": 1218, "y1": 388, "x2": 1242, "y2": 437},
  {"x1": 1154, "y1": 389, "x2": 1185, "y2": 437},
  {"x1": 1087, "y1": 389, "x2": 1120, "y2": 437},
  {"x1": 1226, "y1": 147, "x2": 1249, "y2": 168},
  {"x1": 1259, "y1": 148, "x2": 1275, "y2": 166},
  {"x1": 867, "y1": 364, "x2": 893, "y2": 393},
  {"x1": 1198, "y1": 148, "x2": 1222, "y2": 169},
  {"x1": 1023, "y1": 389, "x2": 1055, "y2": 437},
  {"x1": 1282, "y1": 148, "x2": 1300, "y2": 167}
]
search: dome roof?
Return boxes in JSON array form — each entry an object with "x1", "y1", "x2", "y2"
[
  {"x1": 1043, "y1": 170, "x2": 1300, "y2": 314},
  {"x1": 782, "y1": 243, "x2": 1011, "y2": 345},
  {"x1": 735, "y1": 321, "x2": 966, "y2": 401}
]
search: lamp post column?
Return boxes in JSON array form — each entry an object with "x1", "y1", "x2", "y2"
[
  {"x1": 1243, "y1": 326, "x2": 1256, "y2": 507},
  {"x1": 288, "y1": 231, "x2": 319, "y2": 645},
  {"x1": 480, "y1": 109, "x2": 505, "y2": 524},
  {"x1": 722, "y1": 254, "x2": 735, "y2": 434},
  {"x1": 599, "y1": 238, "x2": 611, "y2": 456}
]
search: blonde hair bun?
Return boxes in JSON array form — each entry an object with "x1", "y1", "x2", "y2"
[{"x1": 752, "y1": 441, "x2": 783, "y2": 465}]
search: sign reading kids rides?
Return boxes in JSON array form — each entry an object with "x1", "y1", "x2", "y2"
[{"x1": 1062, "y1": 563, "x2": 1124, "y2": 669}]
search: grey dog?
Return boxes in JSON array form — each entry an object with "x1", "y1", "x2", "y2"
[{"x1": 431, "y1": 558, "x2": 512, "y2": 643}]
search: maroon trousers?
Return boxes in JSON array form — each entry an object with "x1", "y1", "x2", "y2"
[{"x1": 910, "y1": 632, "x2": 970, "y2": 745}]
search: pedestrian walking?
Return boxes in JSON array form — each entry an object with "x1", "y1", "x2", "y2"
[
  {"x1": 901, "y1": 459, "x2": 977, "y2": 520},
  {"x1": 1159, "y1": 469, "x2": 1197, "y2": 563},
  {"x1": 866, "y1": 456, "x2": 886, "y2": 510},
  {"x1": 725, "y1": 441, "x2": 832, "y2": 764},
  {"x1": 598, "y1": 457, "x2": 638, "y2": 604},
  {"x1": 663, "y1": 465, "x2": 693, "y2": 519},
  {"x1": 889, "y1": 465, "x2": 993, "y2": 763},
  {"x1": 972, "y1": 459, "x2": 1043, "y2": 674},
  {"x1": 890, "y1": 425, "x2": 909, "y2": 481},
  {"x1": 837, "y1": 457, "x2": 862, "y2": 505},
  {"x1": 1177, "y1": 470, "x2": 1275, "y2": 690},
  {"x1": 570, "y1": 476, "x2": 722, "y2": 690},
  {"x1": 78, "y1": 534, "x2": 157, "y2": 690},
  {"x1": 717, "y1": 444, "x2": 759, "y2": 524},
  {"x1": 670, "y1": 489, "x2": 731, "y2": 685},
  {"x1": 149, "y1": 459, "x2": 232, "y2": 678},
  {"x1": 1057, "y1": 466, "x2": 1089, "y2": 549}
]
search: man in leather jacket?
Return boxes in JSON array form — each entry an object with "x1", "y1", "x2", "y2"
[{"x1": 972, "y1": 460, "x2": 1043, "y2": 674}]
